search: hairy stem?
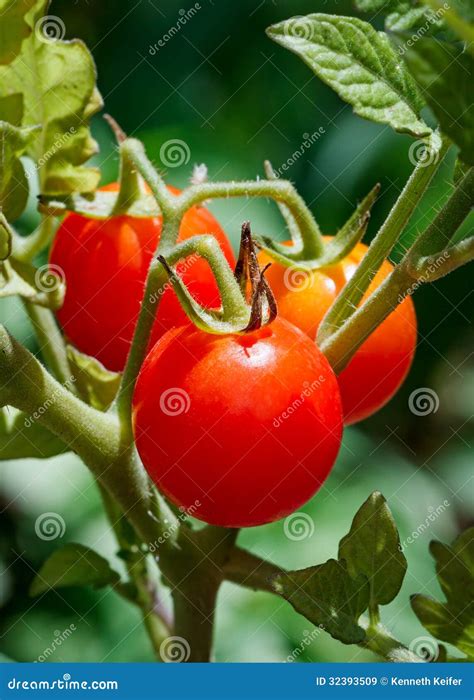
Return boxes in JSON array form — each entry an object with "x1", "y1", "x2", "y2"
[
  {"x1": 22, "y1": 302, "x2": 75, "y2": 389},
  {"x1": 0, "y1": 324, "x2": 176, "y2": 548},
  {"x1": 177, "y1": 181, "x2": 323, "y2": 259},
  {"x1": 317, "y1": 135, "x2": 450, "y2": 345},
  {"x1": 223, "y1": 547, "x2": 285, "y2": 593},
  {"x1": 322, "y1": 167, "x2": 474, "y2": 372}
]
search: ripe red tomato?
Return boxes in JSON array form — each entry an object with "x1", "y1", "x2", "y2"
[
  {"x1": 49, "y1": 184, "x2": 235, "y2": 372},
  {"x1": 132, "y1": 317, "x2": 343, "y2": 527},
  {"x1": 260, "y1": 241, "x2": 417, "y2": 424}
]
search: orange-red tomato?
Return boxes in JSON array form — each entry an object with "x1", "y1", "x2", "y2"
[
  {"x1": 50, "y1": 184, "x2": 234, "y2": 372},
  {"x1": 260, "y1": 241, "x2": 417, "y2": 424},
  {"x1": 132, "y1": 318, "x2": 343, "y2": 527}
]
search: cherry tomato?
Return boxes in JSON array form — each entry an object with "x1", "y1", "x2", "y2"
[
  {"x1": 49, "y1": 184, "x2": 235, "y2": 372},
  {"x1": 132, "y1": 318, "x2": 343, "y2": 527},
  {"x1": 260, "y1": 241, "x2": 417, "y2": 424}
]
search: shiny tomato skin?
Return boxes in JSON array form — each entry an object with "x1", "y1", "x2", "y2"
[
  {"x1": 132, "y1": 318, "x2": 343, "y2": 528},
  {"x1": 49, "y1": 183, "x2": 235, "y2": 372},
  {"x1": 260, "y1": 241, "x2": 417, "y2": 425}
]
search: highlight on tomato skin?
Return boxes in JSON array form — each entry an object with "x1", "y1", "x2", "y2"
[
  {"x1": 132, "y1": 317, "x2": 344, "y2": 528},
  {"x1": 260, "y1": 240, "x2": 417, "y2": 424},
  {"x1": 49, "y1": 183, "x2": 235, "y2": 373}
]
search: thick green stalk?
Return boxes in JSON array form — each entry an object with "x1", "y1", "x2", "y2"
[
  {"x1": 100, "y1": 486, "x2": 170, "y2": 658},
  {"x1": 0, "y1": 324, "x2": 172, "y2": 548},
  {"x1": 22, "y1": 301, "x2": 76, "y2": 389},
  {"x1": 322, "y1": 167, "x2": 474, "y2": 372},
  {"x1": 317, "y1": 136, "x2": 450, "y2": 345}
]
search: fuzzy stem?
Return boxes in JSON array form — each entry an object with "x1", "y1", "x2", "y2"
[
  {"x1": 22, "y1": 301, "x2": 76, "y2": 389},
  {"x1": 0, "y1": 324, "x2": 176, "y2": 548},
  {"x1": 317, "y1": 135, "x2": 450, "y2": 345},
  {"x1": 322, "y1": 166, "x2": 474, "y2": 372},
  {"x1": 177, "y1": 179, "x2": 324, "y2": 259}
]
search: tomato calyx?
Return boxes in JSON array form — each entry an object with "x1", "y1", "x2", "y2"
[{"x1": 234, "y1": 221, "x2": 277, "y2": 332}]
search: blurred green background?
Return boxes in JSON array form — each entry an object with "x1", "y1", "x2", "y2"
[{"x1": 1, "y1": 0, "x2": 472, "y2": 663}]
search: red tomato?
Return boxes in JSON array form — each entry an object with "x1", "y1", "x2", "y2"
[
  {"x1": 132, "y1": 318, "x2": 343, "y2": 527},
  {"x1": 260, "y1": 241, "x2": 417, "y2": 424},
  {"x1": 49, "y1": 183, "x2": 235, "y2": 372}
]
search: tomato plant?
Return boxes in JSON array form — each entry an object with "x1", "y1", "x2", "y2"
[
  {"x1": 133, "y1": 317, "x2": 343, "y2": 527},
  {"x1": 261, "y1": 241, "x2": 417, "y2": 423},
  {"x1": 0, "y1": 0, "x2": 472, "y2": 668},
  {"x1": 50, "y1": 183, "x2": 234, "y2": 371}
]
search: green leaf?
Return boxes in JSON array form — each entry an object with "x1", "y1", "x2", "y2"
[
  {"x1": 386, "y1": 4, "x2": 445, "y2": 32},
  {"x1": 355, "y1": 0, "x2": 399, "y2": 12},
  {"x1": 272, "y1": 559, "x2": 369, "y2": 644},
  {"x1": 338, "y1": 491, "x2": 407, "y2": 607},
  {"x1": 0, "y1": 257, "x2": 65, "y2": 308},
  {"x1": 411, "y1": 528, "x2": 474, "y2": 659},
  {"x1": 0, "y1": 406, "x2": 68, "y2": 459},
  {"x1": 0, "y1": 2, "x2": 102, "y2": 194},
  {"x1": 67, "y1": 346, "x2": 121, "y2": 411},
  {"x1": 401, "y1": 37, "x2": 474, "y2": 163},
  {"x1": 0, "y1": 216, "x2": 11, "y2": 260},
  {"x1": 0, "y1": 121, "x2": 39, "y2": 220},
  {"x1": 30, "y1": 543, "x2": 121, "y2": 597},
  {"x1": 0, "y1": 0, "x2": 37, "y2": 65},
  {"x1": 267, "y1": 14, "x2": 431, "y2": 137},
  {"x1": 454, "y1": 158, "x2": 471, "y2": 184}
]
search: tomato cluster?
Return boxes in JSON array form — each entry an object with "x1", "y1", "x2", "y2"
[
  {"x1": 50, "y1": 184, "x2": 235, "y2": 372},
  {"x1": 51, "y1": 187, "x2": 417, "y2": 527}
]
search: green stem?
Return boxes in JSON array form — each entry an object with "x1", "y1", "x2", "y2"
[
  {"x1": 115, "y1": 218, "x2": 180, "y2": 440},
  {"x1": 111, "y1": 145, "x2": 144, "y2": 216},
  {"x1": 100, "y1": 485, "x2": 170, "y2": 658},
  {"x1": 0, "y1": 324, "x2": 173, "y2": 548},
  {"x1": 361, "y1": 622, "x2": 422, "y2": 663},
  {"x1": 14, "y1": 215, "x2": 57, "y2": 262},
  {"x1": 22, "y1": 301, "x2": 76, "y2": 389},
  {"x1": 321, "y1": 166, "x2": 474, "y2": 372},
  {"x1": 317, "y1": 135, "x2": 450, "y2": 345},
  {"x1": 179, "y1": 179, "x2": 323, "y2": 259},
  {"x1": 223, "y1": 547, "x2": 284, "y2": 593}
]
